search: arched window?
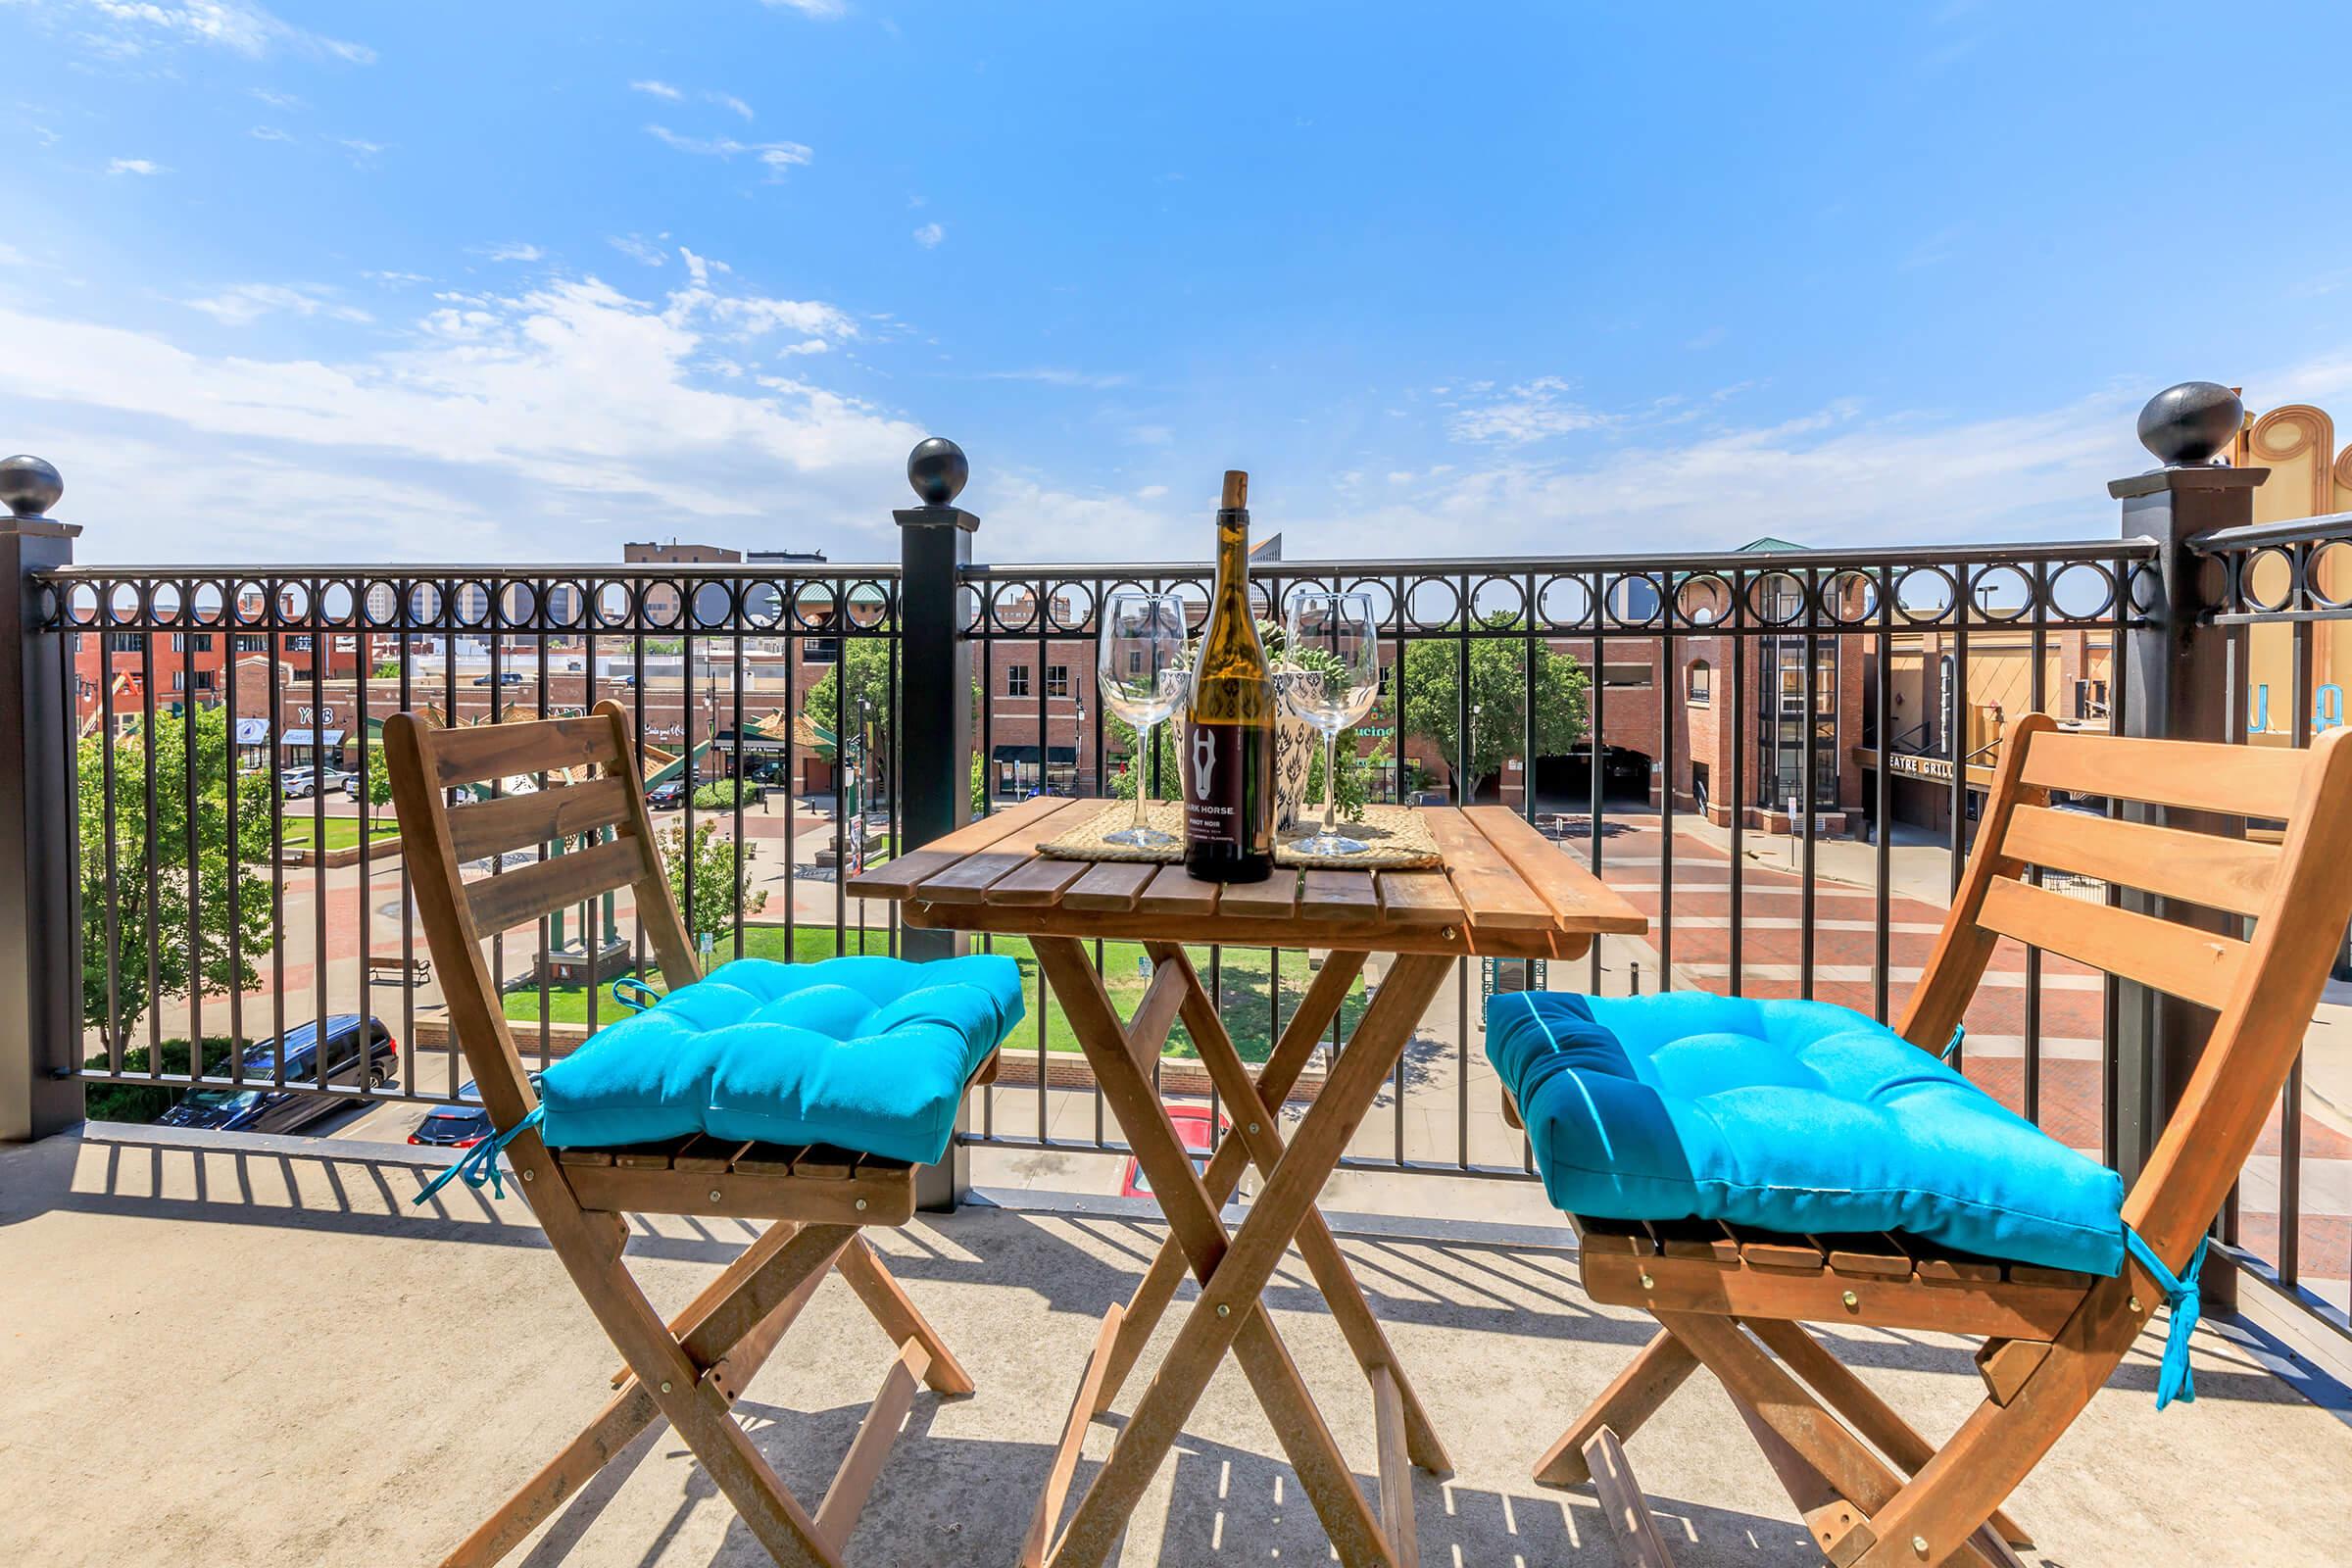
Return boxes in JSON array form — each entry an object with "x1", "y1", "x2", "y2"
[{"x1": 1687, "y1": 660, "x2": 1713, "y2": 706}]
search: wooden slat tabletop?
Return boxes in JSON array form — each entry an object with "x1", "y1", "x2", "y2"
[{"x1": 850, "y1": 800, "x2": 1646, "y2": 959}]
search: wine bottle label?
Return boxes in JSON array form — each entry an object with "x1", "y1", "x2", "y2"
[{"x1": 1184, "y1": 716, "x2": 1274, "y2": 851}]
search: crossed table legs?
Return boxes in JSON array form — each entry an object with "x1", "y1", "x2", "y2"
[{"x1": 1024, "y1": 936, "x2": 1456, "y2": 1568}]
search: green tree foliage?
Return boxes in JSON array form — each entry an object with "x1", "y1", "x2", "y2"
[
  {"x1": 358, "y1": 760, "x2": 394, "y2": 827},
  {"x1": 800, "y1": 639, "x2": 892, "y2": 755},
  {"x1": 659, "y1": 819, "x2": 768, "y2": 950},
  {"x1": 691, "y1": 778, "x2": 762, "y2": 810},
  {"x1": 969, "y1": 751, "x2": 987, "y2": 814},
  {"x1": 78, "y1": 707, "x2": 276, "y2": 1052},
  {"x1": 1398, "y1": 620, "x2": 1591, "y2": 792}
]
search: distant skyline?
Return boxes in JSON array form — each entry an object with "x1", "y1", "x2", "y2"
[{"x1": 4, "y1": 1, "x2": 2352, "y2": 565}]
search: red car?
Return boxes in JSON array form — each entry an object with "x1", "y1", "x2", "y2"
[{"x1": 1119, "y1": 1105, "x2": 1226, "y2": 1200}]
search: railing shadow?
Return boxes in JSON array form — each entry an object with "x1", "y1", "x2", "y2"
[{"x1": 8, "y1": 1126, "x2": 2322, "y2": 1414}]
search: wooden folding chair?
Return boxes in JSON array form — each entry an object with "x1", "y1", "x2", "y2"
[
  {"x1": 1525, "y1": 715, "x2": 2352, "y2": 1568},
  {"x1": 385, "y1": 701, "x2": 982, "y2": 1568}
]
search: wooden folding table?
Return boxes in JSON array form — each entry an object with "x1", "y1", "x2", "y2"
[{"x1": 852, "y1": 796, "x2": 1646, "y2": 1568}]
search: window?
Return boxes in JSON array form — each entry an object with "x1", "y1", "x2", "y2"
[
  {"x1": 1687, "y1": 661, "x2": 1712, "y2": 706},
  {"x1": 803, "y1": 636, "x2": 839, "y2": 663},
  {"x1": 1046, "y1": 664, "x2": 1070, "y2": 699},
  {"x1": 172, "y1": 633, "x2": 215, "y2": 653},
  {"x1": 171, "y1": 669, "x2": 184, "y2": 692},
  {"x1": 192, "y1": 669, "x2": 216, "y2": 693},
  {"x1": 107, "y1": 632, "x2": 143, "y2": 653},
  {"x1": 1600, "y1": 662, "x2": 1654, "y2": 689},
  {"x1": 1006, "y1": 663, "x2": 1031, "y2": 698},
  {"x1": 286, "y1": 635, "x2": 314, "y2": 652},
  {"x1": 234, "y1": 634, "x2": 269, "y2": 653}
]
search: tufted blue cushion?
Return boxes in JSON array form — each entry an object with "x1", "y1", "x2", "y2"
[
  {"x1": 537, "y1": 955, "x2": 1023, "y2": 1165},
  {"x1": 1485, "y1": 991, "x2": 2125, "y2": 1277}
]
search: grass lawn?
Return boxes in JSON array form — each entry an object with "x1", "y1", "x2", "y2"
[
  {"x1": 277, "y1": 816, "x2": 403, "y2": 852},
  {"x1": 503, "y1": 921, "x2": 1365, "y2": 1062}
]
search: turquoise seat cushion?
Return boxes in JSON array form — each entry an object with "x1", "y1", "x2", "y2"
[
  {"x1": 1485, "y1": 990, "x2": 2125, "y2": 1277},
  {"x1": 536, "y1": 955, "x2": 1023, "y2": 1165}
]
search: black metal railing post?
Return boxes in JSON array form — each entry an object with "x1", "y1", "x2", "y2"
[
  {"x1": 2110, "y1": 383, "x2": 2264, "y2": 1312},
  {"x1": 0, "y1": 457, "x2": 83, "y2": 1143},
  {"x1": 895, "y1": 437, "x2": 979, "y2": 1210}
]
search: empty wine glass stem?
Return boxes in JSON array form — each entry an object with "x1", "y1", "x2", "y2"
[
  {"x1": 1135, "y1": 721, "x2": 1152, "y2": 832},
  {"x1": 1322, "y1": 729, "x2": 1339, "y2": 838}
]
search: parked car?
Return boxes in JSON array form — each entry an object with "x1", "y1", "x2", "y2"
[
  {"x1": 409, "y1": 1081, "x2": 490, "y2": 1148},
  {"x1": 645, "y1": 776, "x2": 686, "y2": 809},
  {"x1": 340, "y1": 772, "x2": 370, "y2": 801},
  {"x1": 1119, "y1": 1105, "x2": 1226, "y2": 1200},
  {"x1": 471, "y1": 671, "x2": 527, "y2": 687},
  {"x1": 277, "y1": 765, "x2": 350, "y2": 799},
  {"x1": 410, "y1": 1071, "x2": 539, "y2": 1148},
  {"x1": 156, "y1": 1015, "x2": 400, "y2": 1134}
]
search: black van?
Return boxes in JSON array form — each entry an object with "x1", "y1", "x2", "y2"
[{"x1": 157, "y1": 1016, "x2": 399, "y2": 1134}]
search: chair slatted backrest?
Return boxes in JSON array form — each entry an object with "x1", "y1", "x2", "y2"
[
  {"x1": 383, "y1": 701, "x2": 699, "y2": 1139},
  {"x1": 1899, "y1": 711, "x2": 2352, "y2": 1264}
]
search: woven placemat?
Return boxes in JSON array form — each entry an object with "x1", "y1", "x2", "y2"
[{"x1": 1039, "y1": 801, "x2": 1442, "y2": 869}]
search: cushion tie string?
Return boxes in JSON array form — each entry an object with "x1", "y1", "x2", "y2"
[
  {"x1": 1939, "y1": 1025, "x2": 1965, "y2": 1063},
  {"x1": 413, "y1": 1105, "x2": 545, "y2": 1207},
  {"x1": 2123, "y1": 1225, "x2": 2210, "y2": 1410},
  {"x1": 612, "y1": 977, "x2": 662, "y2": 1014}
]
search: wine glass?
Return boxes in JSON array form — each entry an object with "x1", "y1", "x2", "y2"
[
  {"x1": 1097, "y1": 591, "x2": 1189, "y2": 847},
  {"x1": 1279, "y1": 590, "x2": 1382, "y2": 858}
]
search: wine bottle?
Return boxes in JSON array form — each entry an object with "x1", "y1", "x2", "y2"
[{"x1": 1183, "y1": 470, "x2": 1277, "y2": 883}]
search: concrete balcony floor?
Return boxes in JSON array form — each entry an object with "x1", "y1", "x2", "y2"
[{"x1": 4, "y1": 1125, "x2": 2349, "y2": 1567}]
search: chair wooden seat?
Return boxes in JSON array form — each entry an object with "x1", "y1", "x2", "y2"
[
  {"x1": 387, "y1": 701, "x2": 974, "y2": 1568},
  {"x1": 1530, "y1": 716, "x2": 2352, "y2": 1568},
  {"x1": 1570, "y1": 1215, "x2": 2095, "y2": 1341}
]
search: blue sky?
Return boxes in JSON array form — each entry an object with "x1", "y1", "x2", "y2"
[{"x1": 5, "y1": 0, "x2": 2352, "y2": 565}]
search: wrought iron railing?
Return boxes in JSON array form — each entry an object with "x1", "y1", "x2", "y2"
[
  {"x1": 11, "y1": 417, "x2": 2348, "y2": 1338},
  {"x1": 40, "y1": 564, "x2": 903, "y2": 1116},
  {"x1": 2188, "y1": 510, "x2": 2352, "y2": 1330},
  {"x1": 956, "y1": 541, "x2": 2156, "y2": 1181}
]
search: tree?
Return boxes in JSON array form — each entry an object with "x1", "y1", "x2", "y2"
[
  {"x1": 658, "y1": 820, "x2": 767, "y2": 951},
  {"x1": 78, "y1": 706, "x2": 277, "y2": 1053},
  {"x1": 1398, "y1": 619, "x2": 1591, "y2": 793},
  {"x1": 800, "y1": 640, "x2": 892, "y2": 753},
  {"x1": 358, "y1": 762, "x2": 393, "y2": 828}
]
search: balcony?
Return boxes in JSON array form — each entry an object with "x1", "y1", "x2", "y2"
[
  {"x1": 8, "y1": 1119, "x2": 2352, "y2": 1565},
  {"x1": 6, "y1": 403, "x2": 2352, "y2": 1566}
]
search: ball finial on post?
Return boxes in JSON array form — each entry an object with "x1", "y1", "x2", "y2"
[
  {"x1": 906, "y1": 437, "x2": 968, "y2": 507},
  {"x1": 0, "y1": 455, "x2": 63, "y2": 518},
  {"x1": 2135, "y1": 383, "x2": 2242, "y2": 468}
]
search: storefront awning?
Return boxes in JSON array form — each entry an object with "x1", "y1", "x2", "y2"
[{"x1": 281, "y1": 728, "x2": 345, "y2": 748}]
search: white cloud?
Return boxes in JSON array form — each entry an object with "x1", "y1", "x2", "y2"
[
  {"x1": 79, "y1": 0, "x2": 373, "y2": 64},
  {"x1": 609, "y1": 233, "x2": 669, "y2": 267},
  {"x1": 184, "y1": 282, "x2": 372, "y2": 326},
  {"x1": 248, "y1": 125, "x2": 291, "y2": 142},
  {"x1": 629, "y1": 78, "x2": 683, "y2": 100},
  {"x1": 362, "y1": 270, "x2": 431, "y2": 287},
  {"x1": 761, "y1": 0, "x2": 846, "y2": 16},
  {"x1": 250, "y1": 86, "x2": 303, "y2": 110},
  {"x1": 106, "y1": 157, "x2": 163, "y2": 175},
  {"x1": 708, "y1": 91, "x2": 755, "y2": 121},
  {"x1": 482, "y1": 242, "x2": 544, "y2": 264},
  {"x1": 0, "y1": 270, "x2": 943, "y2": 560},
  {"x1": 338, "y1": 138, "x2": 387, "y2": 163},
  {"x1": 912, "y1": 221, "x2": 945, "y2": 249},
  {"x1": 647, "y1": 125, "x2": 812, "y2": 178},
  {"x1": 1444, "y1": 376, "x2": 1612, "y2": 445}
]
